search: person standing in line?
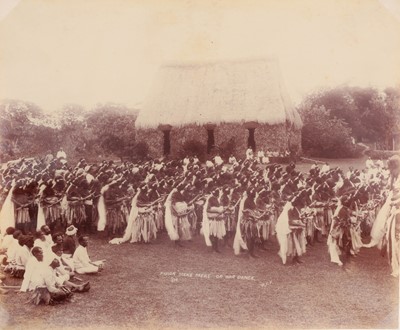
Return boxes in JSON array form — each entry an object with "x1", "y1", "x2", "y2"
[
  {"x1": 240, "y1": 188, "x2": 261, "y2": 258},
  {"x1": 287, "y1": 196, "x2": 307, "y2": 264},
  {"x1": 205, "y1": 187, "x2": 226, "y2": 253},
  {"x1": 364, "y1": 155, "x2": 400, "y2": 277},
  {"x1": 164, "y1": 185, "x2": 192, "y2": 247}
]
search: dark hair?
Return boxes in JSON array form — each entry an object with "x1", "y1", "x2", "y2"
[
  {"x1": 52, "y1": 232, "x2": 64, "y2": 243},
  {"x1": 31, "y1": 246, "x2": 42, "y2": 257},
  {"x1": 51, "y1": 244, "x2": 63, "y2": 254},
  {"x1": 5, "y1": 227, "x2": 15, "y2": 235},
  {"x1": 78, "y1": 235, "x2": 89, "y2": 245},
  {"x1": 40, "y1": 225, "x2": 50, "y2": 231},
  {"x1": 18, "y1": 235, "x2": 26, "y2": 246},
  {"x1": 13, "y1": 230, "x2": 22, "y2": 239},
  {"x1": 18, "y1": 234, "x2": 34, "y2": 247}
]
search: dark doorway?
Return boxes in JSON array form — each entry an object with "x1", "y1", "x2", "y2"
[
  {"x1": 207, "y1": 129, "x2": 215, "y2": 154},
  {"x1": 163, "y1": 130, "x2": 171, "y2": 156},
  {"x1": 248, "y1": 128, "x2": 256, "y2": 151}
]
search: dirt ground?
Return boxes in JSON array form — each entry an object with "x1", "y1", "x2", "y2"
[{"x1": 1, "y1": 230, "x2": 398, "y2": 330}]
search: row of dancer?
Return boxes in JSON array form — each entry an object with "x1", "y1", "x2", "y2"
[{"x1": 0, "y1": 154, "x2": 394, "y2": 272}]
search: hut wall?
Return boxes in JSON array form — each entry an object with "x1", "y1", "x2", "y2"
[
  {"x1": 214, "y1": 123, "x2": 247, "y2": 159},
  {"x1": 137, "y1": 122, "x2": 302, "y2": 159},
  {"x1": 170, "y1": 125, "x2": 208, "y2": 157},
  {"x1": 288, "y1": 128, "x2": 302, "y2": 154},
  {"x1": 136, "y1": 128, "x2": 163, "y2": 158},
  {"x1": 254, "y1": 124, "x2": 288, "y2": 152}
]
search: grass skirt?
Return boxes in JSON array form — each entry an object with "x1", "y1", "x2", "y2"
[
  {"x1": 209, "y1": 218, "x2": 226, "y2": 239},
  {"x1": 187, "y1": 207, "x2": 197, "y2": 234},
  {"x1": 15, "y1": 208, "x2": 30, "y2": 224},
  {"x1": 106, "y1": 207, "x2": 127, "y2": 235},
  {"x1": 287, "y1": 228, "x2": 306, "y2": 257},
  {"x1": 154, "y1": 207, "x2": 164, "y2": 231},
  {"x1": 257, "y1": 219, "x2": 271, "y2": 240},
  {"x1": 223, "y1": 211, "x2": 236, "y2": 232},
  {"x1": 121, "y1": 204, "x2": 130, "y2": 222},
  {"x1": 30, "y1": 286, "x2": 73, "y2": 305},
  {"x1": 304, "y1": 215, "x2": 314, "y2": 237},
  {"x1": 324, "y1": 207, "x2": 333, "y2": 229},
  {"x1": 174, "y1": 215, "x2": 192, "y2": 241},
  {"x1": 66, "y1": 201, "x2": 86, "y2": 225},
  {"x1": 43, "y1": 204, "x2": 62, "y2": 225},
  {"x1": 350, "y1": 226, "x2": 363, "y2": 254},
  {"x1": 131, "y1": 211, "x2": 157, "y2": 242},
  {"x1": 270, "y1": 210, "x2": 278, "y2": 236},
  {"x1": 240, "y1": 219, "x2": 258, "y2": 241},
  {"x1": 314, "y1": 207, "x2": 327, "y2": 235}
]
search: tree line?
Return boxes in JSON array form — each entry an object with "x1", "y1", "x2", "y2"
[
  {"x1": 0, "y1": 86, "x2": 399, "y2": 162},
  {"x1": 0, "y1": 101, "x2": 140, "y2": 163},
  {"x1": 298, "y1": 86, "x2": 399, "y2": 158}
]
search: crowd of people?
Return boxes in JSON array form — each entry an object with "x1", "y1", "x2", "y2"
[
  {"x1": 0, "y1": 222, "x2": 102, "y2": 303},
  {"x1": 244, "y1": 147, "x2": 291, "y2": 163},
  {"x1": 0, "y1": 149, "x2": 399, "y2": 304}
]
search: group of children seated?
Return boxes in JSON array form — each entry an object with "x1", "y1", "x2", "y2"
[{"x1": 0, "y1": 224, "x2": 104, "y2": 305}]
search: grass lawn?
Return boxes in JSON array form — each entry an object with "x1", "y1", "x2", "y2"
[
  {"x1": 297, "y1": 156, "x2": 369, "y2": 172},
  {"x1": 1, "y1": 230, "x2": 398, "y2": 330}
]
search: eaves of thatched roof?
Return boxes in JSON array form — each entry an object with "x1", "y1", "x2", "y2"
[{"x1": 136, "y1": 58, "x2": 302, "y2": 129}]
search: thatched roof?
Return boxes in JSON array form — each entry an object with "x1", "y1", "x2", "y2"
[{"x1": 136, "y1": 58, "x2": 302, "y2": 129}]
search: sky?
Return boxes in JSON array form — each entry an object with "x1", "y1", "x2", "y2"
[{"x1": 0, "y1": 0, "x2": 399, "y2": 113}]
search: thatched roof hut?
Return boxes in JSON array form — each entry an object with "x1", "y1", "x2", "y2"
[{"x1": 136, "y1": 58, "x2": 303, "y2": 159}]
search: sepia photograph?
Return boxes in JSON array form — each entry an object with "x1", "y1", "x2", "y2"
[{"x1": 0, "y1": 0, "x2": 399, "y2": 329}]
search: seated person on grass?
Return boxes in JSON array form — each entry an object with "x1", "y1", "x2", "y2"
[
  {"x1": 30, "y1": 256, "x2": 89, "y2": 305},
  {"x1": 73, "y1": 236, "x2": 104, "y2": 274}
]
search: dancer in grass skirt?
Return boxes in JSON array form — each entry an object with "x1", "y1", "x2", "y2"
[
  {"x1": 286, "y1": 195, "x2": 307, "y2": 264},
  {"x1": 183, "y1": 184, "x2": 203, "y2": 236},
  {"x1": 65, "y1": 179, "x2": 86, "y2": 230},
  {"x1": 253, "y1": 189, "x2": 269, "y2": 250},
  {"x1": 204, "y1": 187, "x2": 226, "y2": 252},
  {"x1": 12, "y1": 179, "x2": 33, "y2": 233},
  {"x1": 220, "y1": 186, "x2": 236, "y2": 245},
  {"x1": 103, "y1": 181, "x2": 127, "y2": 237},
  {"x1": 327, "y1": 194, "x2": 360, "y2": 266},
  {"x1": 364, "y1": 155, "x2": 400, "y2": 277},
  {"x1": 165, "y1": 185, "x2": 192, "y2": 246},
  {"x1": 240, "y1": 188, "x2": 264, "y2": 258},
  {"x1": 132, "y1": 186, "x2": 158, "y2": 243}
]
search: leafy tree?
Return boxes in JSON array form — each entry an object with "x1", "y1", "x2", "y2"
[
  {"x1": 300, "y1": 105, "x2": 359, "y2": 158},
  {"x1": 305, "y1": 88, "x2": 365, "y2": 141},
  {"x1": 383, "y1": 87, "x2": 400, "y2": 150},
  {"x1": 0, "y1": 100, "x2": 57, "y2": 161},
  {"x1": 85, "y1": 103, "x2": 138, "y2": 161},
  {"x1": 55, "y1": 104, "x2": 88, "y2": 161},
  {"x1": 302, "y1": 86, "x2": 400, "y2": 150}
]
